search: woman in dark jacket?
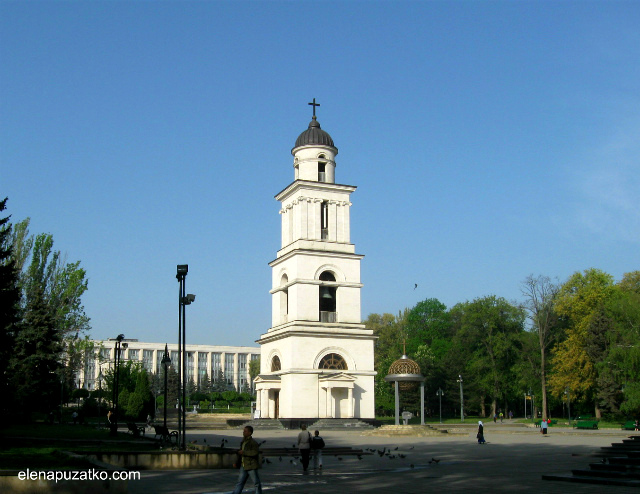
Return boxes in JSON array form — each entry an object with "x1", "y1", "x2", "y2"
[{"x1": 477, "y1": 421, "x2": 486, "y2": 444}]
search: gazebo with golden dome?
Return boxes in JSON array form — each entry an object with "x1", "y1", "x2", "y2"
[{"x1": 384, "y1": 346, "x2": 425, "y2": 426}]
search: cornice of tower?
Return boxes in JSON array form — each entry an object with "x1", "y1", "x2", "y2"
[{"x1": 275, "y1": 180, "x2": 356, "y2": 202}]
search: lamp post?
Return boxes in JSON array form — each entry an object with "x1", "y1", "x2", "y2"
[
  {"x1": 97, "y1": 369, "x2": 103, "y2": 425},
  {"x1": 176, "y1": 264, "x2": 195, "y2": 450},
  {"x1": 526, "y1": 389, "x2": 533, "y2": 422},
  {"x1": 77, "y1": 379, "x2": 82, "y2": 409},
  {"x1": 162, "y1": 344, "x2": 171, "y2": 428},
  {"x1": 565, "y1": 387, "x2": 571, "y2": 425},
  {"x1": 60, "y1": 375, "x2": 64, "y2": 423},
  {"x1": 457, "y1": 375, "x2": 464, "y2": 422},
  {"x1": 436, "y1": 388, "x2": 444, "y2": 424},
  {"x1": 111, "y1": 334, "x2": 127, "y2": 435}
]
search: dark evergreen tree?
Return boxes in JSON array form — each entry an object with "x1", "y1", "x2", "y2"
[
  {"x1": 213, "y1": 370, "x2": 227, "y2": 392},
  {"x1": 187, "y1": 377, "x2": 197, "y2": 397},
  {"x1": 199, "y1": 370, "x2": 212, "y2": 394},
  {"x1": 11, "y1": 284, "x2": 62, "y2": 413},
  {"x1": 166, "y1": 366, "x2": 180, "y2": 407},
  {"x1": 0, "y1": 198, "x2": 21, "y2": 414}
]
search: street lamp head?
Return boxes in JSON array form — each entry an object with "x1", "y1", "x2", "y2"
[
  {"x1": 162, "y1": 344, "x2": 172, "y2": 366},
  {"x1": 176, "y1": 264, "x2": 189, "y2": 279},
  {"x1": 116, "y1": 334, "x2": 125, "y2": 342}
]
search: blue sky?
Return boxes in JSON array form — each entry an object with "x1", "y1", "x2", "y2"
[{"x1": 2, "y1": 1, "x2": 638, "y2": 348}]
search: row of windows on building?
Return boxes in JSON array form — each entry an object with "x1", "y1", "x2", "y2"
[{"x1": 82, "y1": 347, "x2": 259, "y2": 392}]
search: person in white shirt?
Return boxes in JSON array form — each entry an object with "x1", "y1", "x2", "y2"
[{"x1": 297, "y1": 424, "x2": 312, "y2": 472}]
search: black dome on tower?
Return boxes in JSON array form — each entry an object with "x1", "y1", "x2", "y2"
[{"x1": 293, "y1": 116, "x2": 336, "y2": 150}]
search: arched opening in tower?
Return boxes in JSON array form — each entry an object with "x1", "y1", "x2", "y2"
[
  {"x1": 319, "y1": 271, "x2": 337, "y2": 322},
  {"x1": 318, "y1": 154, "x2": 326, "y2": 182}
]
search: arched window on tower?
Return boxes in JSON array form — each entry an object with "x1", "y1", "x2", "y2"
[
  {"x1": 318, "y1": 154, "x2": 326, "y2": 182},
  {"x1": 280, "y1": 274, "x2": 289, "y2": 324},
  {"x1": 271, "y1": 355, "x2": 281, "y2": 372},
  {"x1": 320, "y1": 201, "x2": 328, "y2": 240},
  {"x1": 319, "y1": 353, "x2": 347, "y2": 370},
  {"x1": 319, "y1": 271, "x2": 337, "y2": 322}
]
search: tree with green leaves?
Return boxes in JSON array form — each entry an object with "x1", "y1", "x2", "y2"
[
  {"x1": 365, "y1": 311, "x2": 406, "y2": 415},
  {"x1": 449, "y1": 296, "x2": 525, "y2": 418},
  {"x1": 9, "y1": 218, "x2": 90, "y2": 408},
  {"x1": 603, "y1": 272, "x2": 640, "y2": 417},
  {"x1": 548, "y1": 268, "x2": 616, "y2": 417},
  {"x1": 248, "y1": 358, "x2": 260, "y2": 393},
  {"x1": 405, "y1": 298, "x2": 451, "y2": 360},
  {"x1": 222, "y1": 390, "x2": 239, "y2": 403},
  {"x1": 12, "y1": 219, "x2": 90, "y2": 338}
]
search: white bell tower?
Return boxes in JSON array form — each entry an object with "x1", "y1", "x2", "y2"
[{"x1": 255, "y1": 100, "x2": 376, "y2": 420}]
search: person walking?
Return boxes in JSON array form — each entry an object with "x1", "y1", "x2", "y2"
[
  {"x1": 310, "y1": 430, "x2": 325, "y2": 470},
  {"x1": 477, "y1": 421, "x2": 486, "y2": 444},
  {"x1": 297, "y1": 424, "x2": 312, "y2": 472},
  {"x1": 232, "y1": 426, "x2": 263, "y2": 494},
  {"x1": 541, "y1": 419, "x2": 548, "y2": 435}
]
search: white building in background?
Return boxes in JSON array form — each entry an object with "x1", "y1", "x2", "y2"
[
  {"x1": 255, "y1": 103, "x2": 376, "y2": 419},
  {"x1": 79, "y1": 339, "x2": 260, "y2": 392}
]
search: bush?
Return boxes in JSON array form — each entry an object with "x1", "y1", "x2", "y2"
[
  {"x1": 81, "y1": 397, "x2": 99, "y2": 416},
  {"x1": 127, "y1": 392, "x2": 145, "y2": 420},
  {"x1": 222, "y1": 391, "x2": 239, "y2": 402},
  {"x1": 71, "y1": 388, "x2": 90, "y2": 401},
  {"x1": 118, "y1": 389, "x2": 130, "y2": 414},
  {"x1": 190, "y1": 392, "x2": 208, "y2": 403}
]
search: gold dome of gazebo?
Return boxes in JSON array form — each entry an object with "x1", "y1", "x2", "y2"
[
  {"x1": 386, "y1": 354, "x2": 423, "y2": 391},
  {"x1": 384, "y1": 343, "x2": 426, "y2": 426}
]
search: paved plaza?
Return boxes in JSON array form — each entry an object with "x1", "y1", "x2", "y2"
[{"x1": 127, "y1": 425, "x2": 640, "y2": 494}]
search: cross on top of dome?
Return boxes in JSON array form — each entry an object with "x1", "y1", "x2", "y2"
[
  {"x1": 308, "y1": 98, "x2": 320, "y2": 118},
  {"x1": 293, "y1": 98, "x2": 336, "y2": 151}
]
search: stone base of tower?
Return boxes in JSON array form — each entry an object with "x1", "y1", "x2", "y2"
[
  {"x1": 255, "y1": 372, "x2": 375, "y2": 420},
  {"x1": 254, "y1": 324, "x2": 376, "y2": 420}
]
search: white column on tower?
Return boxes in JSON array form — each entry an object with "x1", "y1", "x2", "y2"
[
  {"x1": 312, "y1": 199, "x2": 322, "y2": 239},
  {"x1": 299, "y1": 198, "x2": 309, "y2": 239},
  {"x1": 280, "y1": 208, "x2": 288, "y2": 247},
  {"x1": 328, "y1": 201, "x2": 337, "y2": 242}
]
